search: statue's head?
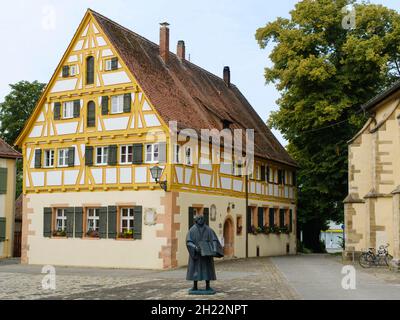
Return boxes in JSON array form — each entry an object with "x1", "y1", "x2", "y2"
[{"x1": 195, "y1": 215, "x2": 205, "y2": 226}]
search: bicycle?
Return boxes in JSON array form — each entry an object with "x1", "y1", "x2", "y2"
[{"x1": 359, "y1": 243, "x2": 393, "y2": 268}]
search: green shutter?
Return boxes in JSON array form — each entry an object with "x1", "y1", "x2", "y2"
[
  {"x1": 132, "y1": 144, "x2": 143, "y2": 164},
  {"x1": 266, "y1": 166, "x2": 270, "y2": 183},
  {"x1": 101, "y1": 96, "x2": 109, "y2": 115},
  {"x1": 73, "y1": 100, "x2": 81, "y2": 118},
  {"x1": 0, "y1": 168, "x2": 7, "y2": 194},
  {"x1": 278, "y1": 170, "x2": 283, "y2": 185},
  {"x1": 43, "y1": 208, "x2": 52, "y2": 238},
  {"x1": 54, "y1": 102, "x2": 61, "y2": 120},
  {"x1": 188, "y1": 207, "x2": 195, "y2": 230},
  {"x1": 269, "y1": 208, "x2": 275, "y2": 227},
  {"x1": 75, "y1": 207, "x2": 83, "y2": 238},
  {"x1": 87, "y1": 101, "x2": 96, "y2": 127},
  {"x1": 66, "y1": 208, "x2": 74, "y2": 238},
  {"x1": 108, "y1": 145, "x2": 117, "y2": 166},
  {"x1": 123, "y1": 93, "x2": 131, "y2": 113},
  {"x1": 34, "y1": 149, "x2": 42, "y2": 169},
  {"x1": 85, "y1": 146, "x2": 94, "y2": 166},
  {"x1": 68, "y1": 147, "x2": 75, "y2": 167},
  {"x1": 258, "y1": 207, "x2": 264, "y2": 228},
  {"x1": 158, "y1": 142, "x2": 167, "y2": 164},
  {"x1": 99, "y1": 207, "x2": 108, "y2": 239},
  {"x1": 0, "y1": 217, "x2": 6, "y2": 242},
  {"x1": 133, "y1": 206, "x2": 143, "y2": 239},
  {"x1": 203, "y1": 208, "x2": 210, "y2": 226},
  {"x1": 289, "y1": 209, "x2": 293, "y2": 233},
  {"x1": 62, "y1": 66, "x2": 69, "y2": 78},
  {"x1": 279, "y1": 209, "x2": 285, "y2": 228},
  {"x1": 111, "y1": 57, "x2": 118, "y2": 70},
  {"x1": 107, "y1": 206, "x2": 117, "y2": 239},
  {"x1": 247, "y1": 206, "x2": 252, "y2": 232},
  {"x1": 260, "y1": 166, "x2": 266, "y2": 181}
]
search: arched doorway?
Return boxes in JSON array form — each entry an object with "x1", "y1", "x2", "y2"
[{"x1": 223, "y1": 217, "x2": 234, "y2": 257}]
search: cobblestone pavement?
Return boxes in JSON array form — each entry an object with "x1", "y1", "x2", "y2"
[{"x1": 0, "y1": 257, "x2": 300, "y2": 300}]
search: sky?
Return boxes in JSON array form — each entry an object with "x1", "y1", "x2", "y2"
[{"x1": 1, "y1": 0, "x2": 399, "y2": 145}]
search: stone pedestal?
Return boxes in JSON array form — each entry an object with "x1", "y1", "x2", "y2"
[{"x1": 188, "y1": 288, "x2": 216, "y2": 295}]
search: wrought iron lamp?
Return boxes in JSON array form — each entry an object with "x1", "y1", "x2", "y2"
[{"x1": 150, "y1": 165, "x2": 167, "y2": 191}]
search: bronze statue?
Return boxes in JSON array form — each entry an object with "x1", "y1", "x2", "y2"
[{"x1": 186, "y1": 214, "x2": 224, "y2": 295}]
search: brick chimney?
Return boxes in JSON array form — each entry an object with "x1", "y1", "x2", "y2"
[
  {"x1": 177, "y1": 40, "x2": 186, "y2": 60},
  {"x1": 223, "y1": 66, "x2": 230, "y2": 87},
  {"x1": 160, "y1": 22, "x2": 170, "y2": 64}
]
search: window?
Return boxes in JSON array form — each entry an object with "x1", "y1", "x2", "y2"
[
  {"x1": 62, "y1": 101, "x2": 74, "y2": 119},
  {"x1": 174, "y1": 144, "x2": 181, "y2": 164},
  {"x1": 120, "y1": 145, "x2": 133, "y2": 164},
  {"x1": 44, "y1": 150, "x2": 55, "y2": 168},
  {"x1": 145, "y1": 144, "x2": 159, "y2": 163},
  {"x1": 105, "y1": 59, "x2": 113, "y2": 71},
  {"x1": 87, "y1": 208, "x2": 100, "y2": 232},
  {"x1": 86, "y1": 56, "x2": 94, "y2": 85},
  {"x1": 120, "y1": 208, "x2": 134, "y2": 232},
  {"x1": 185, "y1": 146, "x2": 192, "y2": 165},
  {"x1": 58, "y1": 149, "x2": 69, "y2": 167},
  {"x1": 111, "y1": 95, "x2": 124, "y2": 114},
  {"x1": 69, "y1": 65, "x2": 77, "y2": 76},
  {"x1": 55, "y1": 209, "x2": 67, "y2": 231},
  {"x1": 96, "y1": 146, "x2": 108, "y2": 165}
]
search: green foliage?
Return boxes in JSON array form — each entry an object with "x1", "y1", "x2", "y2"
[
  {"x1": 256, "y1": 0, "x2": 400, "y2": 250},
  {"x1": 0, "y1": 81, "x2": 45, "y2": 198},
  {"x1": 0, "y1": 80, "x2": 46, "y2": 146}
]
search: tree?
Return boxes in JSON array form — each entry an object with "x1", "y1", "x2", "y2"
[
  {"x1": 0, "y1": 80, "x2": 46, "y2": 197},
  {"x1": 256, "y1": 0, "x2": 400, "y2": 251}
]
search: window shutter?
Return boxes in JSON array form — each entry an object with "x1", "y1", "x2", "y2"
[
  {"x1": 0, "y1": 168, "x2": 7, "y2": 194},
  {"x1": 87, "y1": 101, "x2": 96, "y2": 127},
  {"x1": 73, "y1": 100, "x2": 80, "y2": 118},
  {"x1": 278, "y1": 170, "x2": 283, "y2": 185},
  {"x1": 54, "y1": 102, "x2": 61, "y2": 120},
  {"x1": 66, "y1": 208, "x2": 74, "y2": 238},
  {"x1": 266, "y1": 166, "x2": 270, "y2": 182},
  {"x1": 85, "y1": 146, "x2": 94, "y2": 166},
  {"x1": 158, "y1": 142, "x2": 167, "y2": 164},
  {"x1": 292, "y1": 171, "x2": 297, "y2": 186},
  {"x1": 133, "y1": 206, "x2": 143, "y2": 240},
  {"x1": 188, "y1": 207, "x2": 195, "y2": 230},
  {"x1": 282, "y1": 170, "x2": 286, "y2": 185},
  {"x1": 107, "y1": 206, "x2": 117, "y2": 239},
  {"x1": 258, "y1": 207, "x2": 264, "y2": 228},
  {"x1": 279, "y1": 209, "x2": 285, "y2": 228},
  {"x1": 289, "y1": 209, "x2": 293, "y2": 233},
  {"x1": 62, "y1": 66, "x2": 69, "y2": 78},
  {"x1": 74, "y1": 207, "x2": 83, "y2": 238},
  {"x1": 101, "y1": 96, "x2": 109, "y2": 115},
  {"x1": 34, "y1": 149, "x2": 42, "y2": 169},
  {"x1": 132, "y1": 144, "x2": 143, "y2": 164},
  {"x1": 68, "y1": 147, "x2": 75, "y2": 167},
  {"x1": 111, "y1": 57, "x2": 118, "y2": 70},
  {"x1": 123, "y1": 93, "x2": 132, "y2": 113},
  {"x1": 108, "y1": 145, "x2": 117, "y2": 166},
  {"x1": 203, "y1": 208, "x2": 210, "y2": 226},
  {"x1": 269, "y1": 208, "x2": 275, "y2": 227},
  {"x1": 99, "y1": 207, "x2": 108, "y2": 239},
  {"x1": 43, "y1": 208, "x2": 52, "y2": 238},
  {"x1": 0, "y1": 217, "x2": 6, "y2": 242},
  {"x1": 247, "y1": 206, "x2": 252, "y2": 232},
  {"x1": 260, "y1": 166, "x2": 266, "y2": 182}
]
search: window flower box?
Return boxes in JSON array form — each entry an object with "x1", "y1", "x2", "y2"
[
  {"x1": 52, "y1": 230, "x2": 66, "y2": 237},
  {"x1": 86, "y1": 230, "x2": 99, "y2": 238},
  {"x1": 118, "y1": 230, "x2": 134, "y2": 239}
]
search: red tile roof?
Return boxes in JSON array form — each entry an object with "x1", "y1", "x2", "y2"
[
  {"x1": 91, "y1": 10, "x2": 296, "y2": 167},
  {"x1": 0, "y1": 138, "x2": 21, "y2": 159}
]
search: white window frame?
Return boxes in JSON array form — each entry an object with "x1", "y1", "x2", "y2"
[
  {"x1": 58, "y1": 148, "x2": 69, "y2": 167},
  {"x1": 120, "y1": 145, "x2": 133, "y2": 165},
  {"x1": 105, "y1": 59, "x2": 113, "y2": 71},
  {"x1": 120, "y1": 208, "x2": 134, "y2": 233},
  {"x1": 69, "y1": 65, "x2": 77, "y2": 76},
  {"x1": 62, "y1": 101, "x2": 74, "y2": 119},
  {"x1": 55, "y1": 209, "x2": 67, "y2": 232},
  {"x1": 111, "y1": 95, "x2": 124, "y2": 114},
  {"x1": 145, "y1": 144, "x2": 159, "y2": 164},
  {"x1": 87, "y1": 208, "x2": 100, "y2": 232},
  {"x1": 185, "y1": 146, "x2": 193, "y2": 166},
  {"x1": 44, "y1": 149, "x2": 55, "y2": 168},
  {"x1": 96, "y1": 146, "x2": 108, "y2": 166}
]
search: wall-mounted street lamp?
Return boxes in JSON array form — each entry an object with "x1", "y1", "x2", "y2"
[{"x1": 150, "y1": 165, "x2": 167, "y2": 191}]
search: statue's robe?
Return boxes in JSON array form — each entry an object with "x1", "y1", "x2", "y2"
[{"x1": 186, "y1": 224, "x2": 223, "y2": 281}]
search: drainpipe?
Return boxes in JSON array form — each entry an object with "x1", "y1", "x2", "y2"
[{"x1": 245, "y1": 169, "x2": 249, "y2": 258}]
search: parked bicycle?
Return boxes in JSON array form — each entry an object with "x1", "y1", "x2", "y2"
[{"x1": 359, "y1": 243, "x2": 393, "y2": 268}]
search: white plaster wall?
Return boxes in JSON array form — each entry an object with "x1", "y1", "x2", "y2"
[{"x1": 102, "y1": 71, "x2": 131, "y2": 86}]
